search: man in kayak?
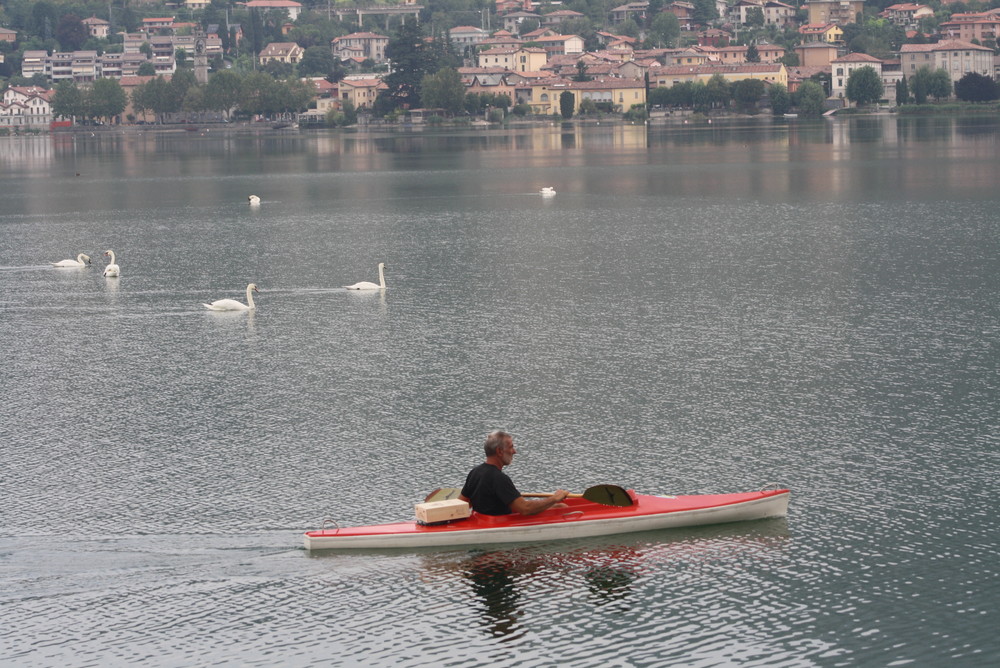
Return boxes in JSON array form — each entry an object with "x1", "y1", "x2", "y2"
[{"x1": 459, "y1": 430, "x2": 570, "y2": 516}]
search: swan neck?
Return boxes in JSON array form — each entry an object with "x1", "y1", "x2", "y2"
[
  {"x1": 378, "y1": 265, "x2": 385, "y2": 288},
  {"x1": 246, "y1": 285, "x2": 255, "y2": 308}
]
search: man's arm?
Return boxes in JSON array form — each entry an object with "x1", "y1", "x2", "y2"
[{"x1": 509, "y1": 490, "x2": 570, "y2": 516}]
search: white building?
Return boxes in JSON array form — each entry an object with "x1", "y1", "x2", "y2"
[
  {"x1": 899, "y1": 40, "x2": 995, "y2": 86},
  {"x1": 0, "y1": 86, "x2": 56, "y2": 128},
  {"x1": 830, "y1": 52, "x2": 884, "y2": 102}
]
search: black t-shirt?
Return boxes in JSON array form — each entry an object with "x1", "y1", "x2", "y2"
[{"x1": 461, "y1": 463, "x2": 521, "y2": 515}]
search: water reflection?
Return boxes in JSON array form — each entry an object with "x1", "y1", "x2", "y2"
[
  {"x1": 582, "y1": 559, "x2": 639, "y2": 604},
  {"x1": 463, "y1": 551, "x2": 534, "y2": 638},
  {"x1": 453, "y1": 520, "x2": 789, "y2": 638}
]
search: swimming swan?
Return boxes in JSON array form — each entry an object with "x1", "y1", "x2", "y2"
[
  {"x1": 203, "y1": 283, "x2": 259, "y2": 310},
  {"x1": 345, "y1": 262, "x2": 387, "y2": 290},
  {"x1": 102, "y1": 250, "x2": 120, "y2": 277},
  {"x1": 540, "y1": 187, "x2": 556, "y2": 196},
  {"x1": 248, "y1": 195, "x2": 261, "y2": 206},
  {"x1": 52, "y1": 253, "x2": 91, "y2": 267}
]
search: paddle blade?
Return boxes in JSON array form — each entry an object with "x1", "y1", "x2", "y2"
[
  {"x1": 582, "y1": 484, "x2": 633, "y2": 507},
  {"x1": 425, "y1": 487, "x2": 462, "y2": 502}
]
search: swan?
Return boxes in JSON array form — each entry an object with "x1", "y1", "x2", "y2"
[
  {"x1": 540, "y1": 187, "x2": 556, "y2": 196},
  {"x1": 203, "y1": 283, "x2": 259, "y2": 310},
  {"x1": 51, "y1": 253, "x2": 91, "y2": 267},
  {"x1": 344, "y1": 262, "x2": 387, "y2": 290},
  {"x1": 248, "y1": 195, "x2": 261, "y2": 206},
  {"x1": 102, "y1": 249, "x2": 120, "y2": 277}
]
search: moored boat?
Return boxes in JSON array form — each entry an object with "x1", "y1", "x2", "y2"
[{"x1": 303, "y1": 487, "x2": 789, "y2": 551}]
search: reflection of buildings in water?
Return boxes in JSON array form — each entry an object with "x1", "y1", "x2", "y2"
[{"x1": 0, "y1": 134, "x2": 54, "y2": 169}]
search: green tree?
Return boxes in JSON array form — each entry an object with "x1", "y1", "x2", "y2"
[
  {"x1": 732, "y1": 78, "x2": 765, "y2": 112},
  {"x1": 239, "y1": 70, "x2": 275, "y2": 116},
  {"x1": 649, "y1": 12, "x2": 680, "y2": 48},
  {"x1": 51, "y1": 80, "x2": 87, "y2": 121},
  {"x1": 910, "y1": 66, "x2": 951, "y2": 103},
  {"x1": 691, "y1": 81, "x2": 711, "y2": 112},
  {"x1": 746, "y1": 7, "x2": 765, "y2": 28},
  {"x1": 617, "y1": 19, "x2": 640, "y2": 39},
  {"x1": 55, "y1": 13, "x2": 87, "y2": 51},
  {"x1": 87, "y1": 77, "x2": 127, "y2": 123},
  {"x1": 954, "y1": 72, "x2": 1000, "y2": 102},
  {"x1": 298, "y1": 45, "x2": 335, "y2": 77},
  {"x1": 795, "y1": 80, "x2": 827, "y2": 117},
  {"x1": 927, "y1": 68, "x2": 952, "y2": 101},
  {"x1": 573, "y1": 60, "x2": 591, "y2": 82},
  {"x1": 420, "y1": 67, "x2": 465, "y2": 114},
  {"x1": 845, "y1": 66, "x2": 883, "y2": 107},
  {"x1": 746, "y1": 44, "x2": 760, "y2": 63},
  {"x1": 341, "y1": 100, "x2": 357, "y2": 125},
  {"x1": 137, "y1": 61, "x2": 156, "y2": 77},
  {"x1": 896, "y1": 74, "x2": 909, "y2": 105},
  {"x1": 559, "y1": 90, "x2": 574, "y2": 119},
  {"x1": 705, "y1": 74, "x2": 730, "y2": 109},
  {"x1": 691, "y1": 0, "x2": 718, "y2": 25},
  {"x1": 182, "y1": 85, "x2": 206, "y2": 114},
  {"x1": 169, "y1": 69, "x2": 198, "y2": 113},
  {"x1": 28, "y1": 1, "x2": 59, "y2": 41},
  {"x1": 262, "y1": 59, "x2": 293, "y2": 78},
  {"x1": 275, "y1": 77, "x2": 314, "y2": 115},
  {"x1": 133, "y1": 76, "x2": 174, "y2": 123},
  {"x1": 205, "y1": 69, "x2": 243, "y2": 119},
  {"x1": 769, "y1": 83, "x2": 791, "y2": 115},
  {"x1": 382, "y1": 20, "x2": 425, "y2": 110}
]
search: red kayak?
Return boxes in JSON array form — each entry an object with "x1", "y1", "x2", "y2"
[{"x1": 303, "y1": 487, "x2": 789, "y2": 551}]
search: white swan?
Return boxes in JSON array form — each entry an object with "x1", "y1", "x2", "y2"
[
  {"x1": 102, "y1": 249, "x2": 120, "y2": 277},
  {"x1": 203, "y1": 283, "x2": 259, "y2": 310},
  {"x1": 540, "y1": 187, "x2": 556, "y2": 196},
  {"x1": 51, "y1": 253, "x2": 91, "y2": 267},
  {"x1": 248, "y1": 195, "x2": 261, "y2": 206},
  {"x1": 344, "y1": 262, "x2": 387, "y2": 290}
]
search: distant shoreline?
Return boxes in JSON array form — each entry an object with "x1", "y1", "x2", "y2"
[{"x1": 4, "y1": 105, "x2": 998, "y2": 137}]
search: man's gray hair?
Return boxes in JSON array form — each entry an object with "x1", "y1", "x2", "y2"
[{"x1": 484, "y1": 430, "x2": 511, "y2": 457}]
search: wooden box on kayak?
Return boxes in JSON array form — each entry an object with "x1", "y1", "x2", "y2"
[{"x1": 415, "y1": 499, "x2": 471, "y2": 525}]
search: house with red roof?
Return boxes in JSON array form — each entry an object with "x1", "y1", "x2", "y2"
[
  {"x1": 539, "y1": 10, "x2": 586, "y2": 27},
  {"x1": 332, "y1": 33, "x2": 389, "y2": 64},
  {"x1": 449, "y1": 26, "x2": 490, "y2": 50},
  {"x1": 1, "y1": 86, "x2": 56, "y2": 128},
  {"x1": 899, "y1": 40, "x2": 994, "y2": 86},
  {"x1": 258, "y1": 42, "x2": 304, "y2": 65},
  {"x1": 798, "y1": 23, "x2": 844, "y2": 43},
  {"x1": 338, "y1": 77, "x2": 387, "y2": 110},
  {"x1": 879, "y1": 4, "x2": 934, "y2": 29},
  {"x1": 937, "y1": 13, "x2": 1000, "y2": 43}
]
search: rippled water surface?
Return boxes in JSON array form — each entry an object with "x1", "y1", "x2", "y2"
[{"x1": 2, "y1": 118, "x2": 999, "y2": 666}]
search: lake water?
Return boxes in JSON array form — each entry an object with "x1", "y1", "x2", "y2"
[{"x1": 2, "y1": 117, "x2": 999, "y2": 666}]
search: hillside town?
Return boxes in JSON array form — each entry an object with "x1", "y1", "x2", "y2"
[{"x1": 1, "y1": 0, "x2": 999, "y2": 130}]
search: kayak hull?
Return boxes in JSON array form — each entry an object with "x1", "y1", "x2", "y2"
[{"x1": 303, "y1": 489, "x2": 789, "y2": 551}]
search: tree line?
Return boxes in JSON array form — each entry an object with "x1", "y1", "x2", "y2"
[
  {"x1": 647, "y1": 76, "x2": 827, "y2": 117},
  {"x1": 50, "y1": 68, "x2": 315, "y2": 124}
]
